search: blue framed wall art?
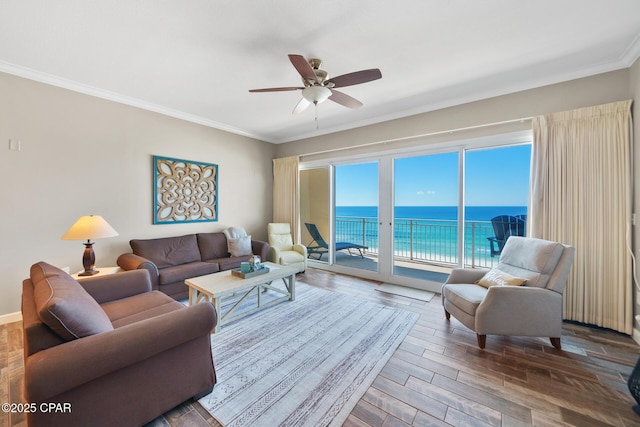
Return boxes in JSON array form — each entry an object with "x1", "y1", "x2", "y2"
[{"x1": 153, "y1": 155, "x2": 218, "y2": 224}]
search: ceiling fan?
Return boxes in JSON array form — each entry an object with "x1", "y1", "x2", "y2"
[{"x1": 249, "y1": 54, "x2": 382, "y2": 114}]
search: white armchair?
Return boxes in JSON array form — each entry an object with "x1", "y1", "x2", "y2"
[
  {"x1": 442, "y1": 236, "x2": 575, "y2": 349},
  {"x1": 266, "y1": 223, "x2": 307, "y2": 273}
]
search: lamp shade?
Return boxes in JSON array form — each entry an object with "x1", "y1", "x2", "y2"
[{"x1": 61, "y1": 215, "x2": 119, "y2": 241}]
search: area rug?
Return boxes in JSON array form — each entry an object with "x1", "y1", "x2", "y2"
[
  {"x1": 376, "y1": 283, "x2": 435, "y2": 301},
  {"x1": 198, "y1": 282, "x2": 419, "y2": 427}
]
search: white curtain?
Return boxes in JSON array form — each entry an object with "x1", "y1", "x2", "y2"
[
  {"x1": 273, "y1": 156, "x2": 300, "y2": 243},
  {"x1": 530, "y1": 100, "x2": 633, "y2": 334}
]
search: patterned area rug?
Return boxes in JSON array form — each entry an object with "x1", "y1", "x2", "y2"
[{"x1": 199, "y1": 282, "x2": 419, "y2": 427}]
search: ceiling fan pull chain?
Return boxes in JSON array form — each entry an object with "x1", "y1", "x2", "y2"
[{"x1": 314, "y1": 101, "x2": 319, "y2": 129}]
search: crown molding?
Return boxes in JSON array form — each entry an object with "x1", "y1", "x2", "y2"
[
  {"x1": 621, "y1": 31, "x2": 640, "y2": 67},
  {"x1": 0, "y1": 60, "x2": 269, "y2": 142}
]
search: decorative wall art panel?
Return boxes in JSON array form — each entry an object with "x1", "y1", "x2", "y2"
[{"x1": 153, "y1": 155, "x2": 218, "y2": 224}]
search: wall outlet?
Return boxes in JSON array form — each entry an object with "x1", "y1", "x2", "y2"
[{"x1": 8, "y1": 139, "x2": 21, "y2": 151}]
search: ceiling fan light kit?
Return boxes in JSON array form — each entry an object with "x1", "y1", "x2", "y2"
[
  {"x1": 302, "y1": 86, "x2": 331, "y2": 104},
  {"x1": 249, "y1": 54, "x2": 382, "y2": 120}
]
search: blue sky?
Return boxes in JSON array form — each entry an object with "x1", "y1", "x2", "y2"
[{"x1": 335, "y1": 144, "x2": 531, "y2": 206}]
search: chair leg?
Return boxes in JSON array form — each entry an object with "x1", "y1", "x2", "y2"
[
  {"x1": 444, "y1": 309, "x2": 450, "y2": 320},
  {"x1": 477, "y1": 334, "x2": 486, "y2": 349},
  {"x1": 550, "y1": 337, "x2": 562, "y2": 349}
]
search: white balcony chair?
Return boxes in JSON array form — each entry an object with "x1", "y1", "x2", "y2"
[
  {"x1": 266, "y1": 223, "x2": 307, "y2": 273},
  {"x1": 442, "y1": 236, "x2": 575, "y2": 349}
]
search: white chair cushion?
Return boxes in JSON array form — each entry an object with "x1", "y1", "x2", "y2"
[
  {"x1": 442, "y1": 284, "x2": 488, "y2": 317},
  {"x1": 270, "y1": 233, "x2": 294, "y2": 251},
  {"x1": 497, "y1": 236, "x2": 565, "y2": 288},
  {"x1": 268, "y1": 223, "x2": 291, "y2": 235},
  {"x1": 280, "y1": 250, "x2": 305, "y2": 265}
]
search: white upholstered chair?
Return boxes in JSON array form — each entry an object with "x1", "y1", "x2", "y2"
[
  {"x1": 266, "y1": 223, "x2": 307, "y2": 273},
  {"x1": 442, "y1": 236, "x2": 575, "y2": 349}
]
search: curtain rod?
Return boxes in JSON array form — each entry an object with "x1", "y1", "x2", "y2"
[{"x1": 298, "y1": 116, "x2": 533, "y2": 158}]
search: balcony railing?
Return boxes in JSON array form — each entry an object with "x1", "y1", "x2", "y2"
[{"x1": 335, "y1": 216, "x2": 507, "y2": 269}]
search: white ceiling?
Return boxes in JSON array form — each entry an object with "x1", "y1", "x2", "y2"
[{"x1": 1, "y1": 1, "x2": 640, "y2": 144}]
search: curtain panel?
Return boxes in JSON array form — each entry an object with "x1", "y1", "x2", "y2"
[
  {"x1": 530, "y1": 100, "x2": 633, "y2": 334},
  {"x1": 272, "y1": 156, "x2": 300, "y2": 243}
]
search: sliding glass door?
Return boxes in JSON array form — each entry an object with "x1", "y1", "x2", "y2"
[
  {"x1": 334, "y1": 162, "x2": 379, "y2": 273},
  {"x1": 464, "y1": 144, "x2": 532, "y2": 268},
  {"x1": 300, "y1": 133, "x2": 532, "y2": 291},
  {"x1": 393, "y1": 152, "x2": 459, "y2": 283}
]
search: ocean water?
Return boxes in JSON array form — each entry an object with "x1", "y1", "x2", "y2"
[
  {"x1": 334, "y1": 206, "x2": 528, "y2": 265},
  {"x1": 335, "y1": 205, "x2": 527, "y2": 220}
]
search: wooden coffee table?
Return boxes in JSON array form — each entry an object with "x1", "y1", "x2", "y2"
[{"x1": 185, "y1": 262, "x2": 298, "y2": 332}]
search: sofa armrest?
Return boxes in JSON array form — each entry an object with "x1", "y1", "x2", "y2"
[
  {"x1": 25, "y1": 302, "x2": 217, "y2": 402},
  {"x1": 252, "y1": 239, "x2": 270, "y2": 262},
  {"x1": 117, "y1": 253, "x2": 159, "y2": 290},
  {"x1": 293, "y1": 244, "x2": 307, "y2": 258},
  {"x1": 444, "y1": 268, "x2": 488, "y2": 285},
  {"x1": 476, "y1": 286, "x2": 563, "y2": 336},
  {"x1": 79, "y1": 270, "x2": 152, "y2": 304}
]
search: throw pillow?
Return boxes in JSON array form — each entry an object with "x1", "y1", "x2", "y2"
[
  {"x1": 30, "y1": 262, "x2": 114, "y2": 341},
  {"x1": 476, "y1": 268, "x2": 527, "y2": 288},
  {"x1": 228, "y1": 235, "x2": 252, "y2": 257}
]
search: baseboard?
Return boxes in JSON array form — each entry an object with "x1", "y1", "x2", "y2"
[
  {"x1": 0, "y1": 311, "x2": 22, "y2": 325},
  {"x1": 633, "y1": 327, "x2": 640, "y2": 346}
]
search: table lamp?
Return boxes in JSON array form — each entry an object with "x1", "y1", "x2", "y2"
[{"x1": 61, "y1": 215, "x2": 119, "y2": 276}]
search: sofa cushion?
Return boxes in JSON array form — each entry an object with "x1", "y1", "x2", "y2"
[
  {"x1": 197, "y1": 232, "x2": 230, "y2": 260},
  {"x1": 212, "y1": 256, "x2": 252, "y2": 271},
  {"x1": 101, "y1": 290, "x2": 184, "y2": 328},
  {"x1": 30, "y1": 262, "x2": 114, "y2": 341},
  {"x1": 131, "y1": 234, "x2": 201, "y2": 269},
  {"x1": 158, "y1": 262, "x2": 219, "y2": 286}
]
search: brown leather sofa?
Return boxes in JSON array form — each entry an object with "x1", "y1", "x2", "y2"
[
  {"x1": 117, "y1": 232, "x2": 270, "y2": 300},
  {"x1": 22, "y1": 262, "x2": 217, "y2": 427}
]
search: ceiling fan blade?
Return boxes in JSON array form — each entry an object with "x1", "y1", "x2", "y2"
[
  {"x1": 288, "y1": 54, "x2": 319, "y2": 84},
  {"x1": 328, "y1": 90, "x2": 363, "y2": 109},
  {"x1": 326, "y1": 69, "x2": 382, "y2": 88},
  {"x1": 292, "y1": 98, "x2": 311, "y2": 114},
  {"x1": 249, "y1": 87, "x2": 303, "y2": 93}
]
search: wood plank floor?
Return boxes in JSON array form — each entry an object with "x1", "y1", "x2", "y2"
[{"x1": 2, "y1": 268, "x2": 639, "y2": 427}]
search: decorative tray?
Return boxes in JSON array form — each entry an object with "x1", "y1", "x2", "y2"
[{"x1": 231, "y1": 266, "x2": 269, "y2": 279}]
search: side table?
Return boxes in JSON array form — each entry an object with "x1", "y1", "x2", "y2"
[{"x1": 71, "y1": 266, "x2": 121, "y2": 280}]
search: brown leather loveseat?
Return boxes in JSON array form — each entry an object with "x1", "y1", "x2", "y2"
[
  {"x1": 117, "y1": 232, "x2": 269, "y2": 300},
  {"x1": 22, "y1": 261, "x2": 217, "y2": 427}
]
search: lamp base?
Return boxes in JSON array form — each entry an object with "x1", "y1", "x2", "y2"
[{"x1": 81, "y1": 241, "x2": 97, "y2": 276}]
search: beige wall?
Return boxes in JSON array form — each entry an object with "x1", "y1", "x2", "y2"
[{"x1": 0, "y1": 72, "x2": 276, "y2": 316}]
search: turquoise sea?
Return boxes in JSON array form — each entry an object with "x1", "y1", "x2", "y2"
[
  {"x1": 336, "y1": 206, "x2": 527, "y2": 220},
  {"x1": 334, "y1": 206, "x2": 528, "y2": 264}
]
